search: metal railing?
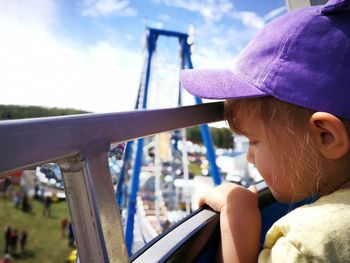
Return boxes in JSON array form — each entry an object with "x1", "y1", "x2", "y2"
[{"x1": 0, "y1": 101, "x2": 224, "y2": 262}]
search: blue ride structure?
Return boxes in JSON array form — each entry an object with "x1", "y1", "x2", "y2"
[{"x1": 116, "y1": 27, "x2": 222, "y2": 255}]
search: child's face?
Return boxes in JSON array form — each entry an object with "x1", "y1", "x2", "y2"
[{"x1": 240, "y1": 117, "x2": 314, "y2": 203}]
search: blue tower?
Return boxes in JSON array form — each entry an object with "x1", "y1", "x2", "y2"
[{"x1": 116, "y1": 27, "x2": 222, "y2": 255}]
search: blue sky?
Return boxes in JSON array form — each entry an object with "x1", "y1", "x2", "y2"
[{"x1": 0, "y1": 0, "x2": 286, "y2": 113}]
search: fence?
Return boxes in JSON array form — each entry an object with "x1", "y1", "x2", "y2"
[{"x1": 0, "y1": 101, "x2": 224, "y2": 262}]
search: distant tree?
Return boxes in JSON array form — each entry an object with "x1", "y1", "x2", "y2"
[
  {"x1": 0, "y1": 105, "x2": 88, "y2": 120},
  {"x1": 219, "y1": 128, "x2": 234, "y2": 149},
  {"x1": 186, "y1": 126, "x2": 201, "y2": 144},
  {"x1": 186, "y1": 126, "x2": 233, "y2": 149}
]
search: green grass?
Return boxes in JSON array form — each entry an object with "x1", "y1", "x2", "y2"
[{"x1": 0, "y1": 196, "x2": 72, "y2": 263}]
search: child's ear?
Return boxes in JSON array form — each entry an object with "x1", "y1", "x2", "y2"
[{"x1": 309, "y1": 112, "x2": 349, "y2": 160}]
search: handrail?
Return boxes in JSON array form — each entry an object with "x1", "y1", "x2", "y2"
[
  {"x1": 0, "y1": 101, "x2": 224, "y2": 178},
  {"x1": 0, "y1": 101, "x2": 224, "y2": 263}
]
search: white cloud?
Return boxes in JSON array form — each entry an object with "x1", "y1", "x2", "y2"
[
  {"x1": 151, "y1": 0, "x2": 287, "y2": 81},
  {"x1": 0, "y1": 0, "x2": 57, "y2": 28},
  {"x1": 148, "y1": 21, "x2": 164, "y2": 29},
  {"x1": 81, "y1": 0, "x2": 137, "y2": 18},
  {"x1": 188, "y1": 20, "x2": 258, "y2": 69},
  {"x1": 231, "y1": 11, "x2": 264, "y2": 29},
  {"x1": 160, "y1": 0, "x2": 234, "y2": 23},
  {"x1": 153, "y1": 0, "x2": 285, "y2": 30},
  {"x1": 0, "y1": 0, "x2": 286, "y2": 114},
  {"x1": 154, "y1": 0, "x2": 267, "y2": 29},
  {"x1": 157, "y1": 14, "x2": 171, "y2": 22},
  {"x1": 148, "y1": 2, "x2": 286, "y2": 77},
  {"x1": 0, "y1": 1, "x2": 142, "y2": 113},
  {"x1": 264, "y1": 6, "x2": 287, "y2": 23}
]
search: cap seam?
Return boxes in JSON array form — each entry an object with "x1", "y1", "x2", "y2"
[
  {"x1": 262, "y1": 9, "x2": 319, "y2": 93},
  {"x1": 236, "y1": 23, "x2": 299, "y2": 89},
  {"x1": 232, "y1": 70, "x2": 265, "y2": 92}
]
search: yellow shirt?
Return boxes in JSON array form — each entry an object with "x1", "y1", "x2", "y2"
[{"x1": 259, "y1": 188, "x2": 350, "y2": 263}]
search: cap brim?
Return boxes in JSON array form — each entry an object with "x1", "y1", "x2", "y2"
[{"x1": 180, "y1": 69, "x2": 268, "y2": 100}]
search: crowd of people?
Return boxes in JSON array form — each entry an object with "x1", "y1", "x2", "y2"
[
  {"x1": 3, "y1": 226, "x2": 28, "y2": 257},
  {"x1": 13, "y1": 192, "x2": 31, "y2": 213},
  {"x1": 1, "y1": 217, "x2": 75, "y2": 262},
  {"x1": 0, "y1": 175, "x2": 71, "y2": 262}
]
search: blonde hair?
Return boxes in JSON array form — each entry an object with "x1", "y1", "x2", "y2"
[{"x1": 224, "y1": 97, "x2": 324, "y2": 200}]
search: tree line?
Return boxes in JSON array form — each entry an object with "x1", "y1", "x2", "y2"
[
  {"x1": 0, "y1": 105, "x2": 88, "y2": 120},
  {"x1": 186, "y1": 126, "x2": 233, "y2": 149},
  {"x1": 0, "y1": 105, "x2": 233, "y2": 149}
]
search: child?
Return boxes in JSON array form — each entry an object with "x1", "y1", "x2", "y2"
[{"x1": 180, "y1": 0, "x2": 350, "y2": 262}]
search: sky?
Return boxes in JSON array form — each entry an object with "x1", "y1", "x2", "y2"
[{"x1": 0, "y1": 0, "x2": 286, "y2": 114}]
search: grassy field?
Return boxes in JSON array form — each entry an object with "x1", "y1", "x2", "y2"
[{"x1": 0, "y1": 195, "x2": 73, "y2": 263}]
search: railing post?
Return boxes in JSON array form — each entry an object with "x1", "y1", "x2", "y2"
[{"x1": 60, "y1": 142, "x2": 128, "y2": 263}]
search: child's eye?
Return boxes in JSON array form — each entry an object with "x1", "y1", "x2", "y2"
[{"x1": 249, "y1": 141, "x2": 258, "y2": 146}]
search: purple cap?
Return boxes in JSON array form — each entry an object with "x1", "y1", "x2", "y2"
[{"x1": 180, "y1": 0, "x2": 350, "y2": 119}]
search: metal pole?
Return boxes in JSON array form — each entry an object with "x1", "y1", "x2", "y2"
[
  {"x1": 125, "y1": 138, "x2": 144, "y2": 255},
  {"x1": 182, "y1": 39, "x2": 222, "y2": 186},
  {"x1": 181, "y1": 128, "x2": 191, "y2": 214},
  {"x1": 125, "y1": 28, "x2": 157, "y2": 255},
  {"x1": 116, "y1": 141, "x2": 133, "y2": 208},
  {"x1": 60, "y1": 142, "x2": 128, "y2": 263},
  {"x1": 142, "y1": 30, "x2": 157, "y2": 109},
  {"x1": 125, "y1": 29, "x2": 155, "y2": 255},
  {"x1": 154, "y1": 134, "x2": 162, "y2": 221}
]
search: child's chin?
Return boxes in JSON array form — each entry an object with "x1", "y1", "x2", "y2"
[{"x1": 272, "y1": 190, "x2": 307, "y2": 204}]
